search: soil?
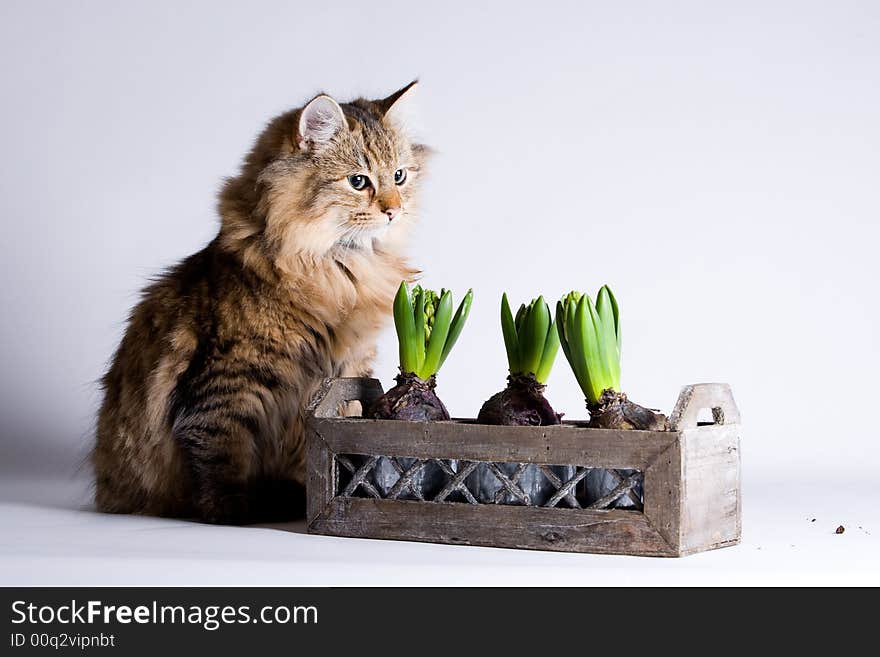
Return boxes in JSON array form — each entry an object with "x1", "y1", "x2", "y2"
[{"x1": 476, "y1": 374, "x2": 561, "y2": 426}]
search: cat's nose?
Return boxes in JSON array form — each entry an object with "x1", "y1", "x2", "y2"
[{"x1": 384, "y1": 206, "x2": 400, "y2": 221}]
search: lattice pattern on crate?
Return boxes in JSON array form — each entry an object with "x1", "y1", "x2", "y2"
[{"x1": 334, "y1": 454, "x2": 643, "y2": 510}]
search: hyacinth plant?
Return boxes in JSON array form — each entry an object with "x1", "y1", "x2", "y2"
[
  {"x1": 369, "y1": 282, "x2": 473, "y2": 421},
  {"x1": 477, "y1": 294, "x2": 562, "y2": 426},
  {"x1": 557, "y1": 285, "x2": 666, "y2": 430}
]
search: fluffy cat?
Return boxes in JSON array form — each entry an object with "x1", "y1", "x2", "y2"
[{"x1": 93, "y1": 82, "x2": 426, "y2": 524}]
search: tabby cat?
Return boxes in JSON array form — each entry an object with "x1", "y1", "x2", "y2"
[{"x1": 94, "y1": 82, "x2": 426, "y2": 524}]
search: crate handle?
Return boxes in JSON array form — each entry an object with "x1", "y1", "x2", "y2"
[
  {"x1": 667, "y1": 383, "x2": 740, "y2": 430},
  {"x1": 306, "y1": 377, "x2": 385, "y2": 419}
]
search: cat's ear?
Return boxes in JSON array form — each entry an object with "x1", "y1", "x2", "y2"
[
  {"x1": 298, "y1": 95, "x2": 347, "y2": 151},
  {"x1": 379, "y1": 80, "x2": 420, "y2": 130}
]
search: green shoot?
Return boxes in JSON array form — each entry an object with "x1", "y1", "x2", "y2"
[
  {"x1": 393, "y1": 281, "x2": 473, "y2": 379},
  {"x1": 500, "y1": 294, "x2": 559, "y2": 384},
  {"x1": 556, "y1": 285, "x2": 621, "y2": 404}
]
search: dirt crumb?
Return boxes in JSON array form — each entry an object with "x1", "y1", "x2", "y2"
[{"x1": 835, "y1": 525, "x2": 845, "y2": 534}]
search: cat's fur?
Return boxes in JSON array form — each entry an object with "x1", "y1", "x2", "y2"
[{"x1": 94, "y1": 83, "x2": 426, "y2": 524}]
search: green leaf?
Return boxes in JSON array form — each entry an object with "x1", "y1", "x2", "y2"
[
  {"x1": 439, "y1": 288, "x2": 473, "y2": 368},
  {"x1": 393, "y1": 281, "x2": 419, "y2": 374},
  {"x1": 583, "y1": 294, "x2": 613, "y2": 402},
  {"x1": 587, "y1": 292, "x2": 616, "y2": 393},
  {"x1": 413, "y1": 287, "x2": 426, "y2": 372},
  {"x1": 598, "y1": 284, "x2": 621, "y2": 352},
  {"x1": 565, "y1": 293, "x2": 579, "y2": 344},
  {"x1": 514, "y1": 303, "x2": 528, "y2": 334},
  {"x1": 564, "y1": 291, "x2": 590, "y2": 397},
  {"x1": 596, "y1": 286, "x2": 620, "y2": 388},
  {"x1": 516, "y1": 303, "x2": 534, "y2": 374},
  {"x1": 555, "y1": 300, "x2": 572, "y2": 367},
  {"x1": 420, "y1": 289, "x2": 453, "y2": 377},
  {"x1": 565, "y1": 297, "x2": 590, "y2": 400},
  {"x1": 535, "y1": 318, "x2": 560, "y2": 384},
  {"x1": 500, "y1": 292, "x2": 520, "y2": 373},
  {"x1": 565, "y1": 296, "x2": 591, "y2": 402},
  {"x1": 520, "y1": 296, "x2": 549, "y2": 376}
]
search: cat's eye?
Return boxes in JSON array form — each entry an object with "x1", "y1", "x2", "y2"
[
  {"x1": 348, "y1": 174, "x2": 370, "y2": 191},
  {"x1": 394, "y1": 168, "x2": 407, "y2": 185}
]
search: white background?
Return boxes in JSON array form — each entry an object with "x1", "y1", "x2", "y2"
[{"x1": 1, "y1": 0, "x2": 878, "y2": 585}]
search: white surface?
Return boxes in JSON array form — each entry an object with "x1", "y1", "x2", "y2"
[
  {"x1": 1, "y1": 471, "x2": 877, "y2": 586},
  {"x1": 1, "y1": 2, "x2": 879, "y2": 585}
]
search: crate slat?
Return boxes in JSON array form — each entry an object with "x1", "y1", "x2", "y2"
[
  {"x1": 679, "y1": 424, "x2": 742, "y2": 555},
  {"x1": 311, "y1": 497, "x2": 678, "y2": 556},
  {"x1": 642, "y1": 441, "x2": 682, "y2": 551},
  {"x1": 311, "y1": 417, "x2": 676, "y2": 470}
]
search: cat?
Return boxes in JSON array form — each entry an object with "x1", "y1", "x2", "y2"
[{"x1": 93, "y1": 82, "x2": 426, "y2": 524}]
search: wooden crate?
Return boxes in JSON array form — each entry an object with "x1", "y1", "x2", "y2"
[{"x1": 306, "y1": 378, "x2": 741, "y2": 557}]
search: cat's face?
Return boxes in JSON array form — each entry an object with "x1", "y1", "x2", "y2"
[{"x1": 257, "y1": 82, "x2": 428, "y2": 257}]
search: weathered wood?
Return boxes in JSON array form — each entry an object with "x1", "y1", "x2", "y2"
[
  {"x1": 310, "y1": 416, "x2": 676, "y2": 469},
  {"x1": 340, "y1": 455, "x2": 380, "y2": 498},
  {"x1": 587, "y1": 473, "x2": 642, "y2": 510},
  {"x1": 305, "y1": 432, "x2": 332, "y2": 525},
  {"x1": 434, "y1": 461, "x2": 480, "y2": 504},
  {"x1": 308, "y1": 377, "x2": 384, "y2": 419},
  {"x1": 595, "y1": 469, "x2": 643, "y2": 508},
  {"x1": 538, "y1": 465, "x2": 581, "y2": 508},
  {"x1": 668, "y1": 382, "x2": 741, "y2": 431},
  {"x1": 485, "y1": 463, "x2": 531, "y2": 505},
  {"x1": 643, "y1": 440, "x2": 683, "y2": 552},
  {"x1": 678, "y1": 424, "x2": 742, "y2": 555},
  {"x1": 493, "y1": 462, "x2": 529, "y2": 504},
  {"x1": 305, "y1": 378, "x2": 742, "y2": 558},
  {"x1": 385, "y1": 459, "x2": 428, "y2": 501},
  {"x1": 310, "y1": 497, "x2": 678, "y2": 557}
]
